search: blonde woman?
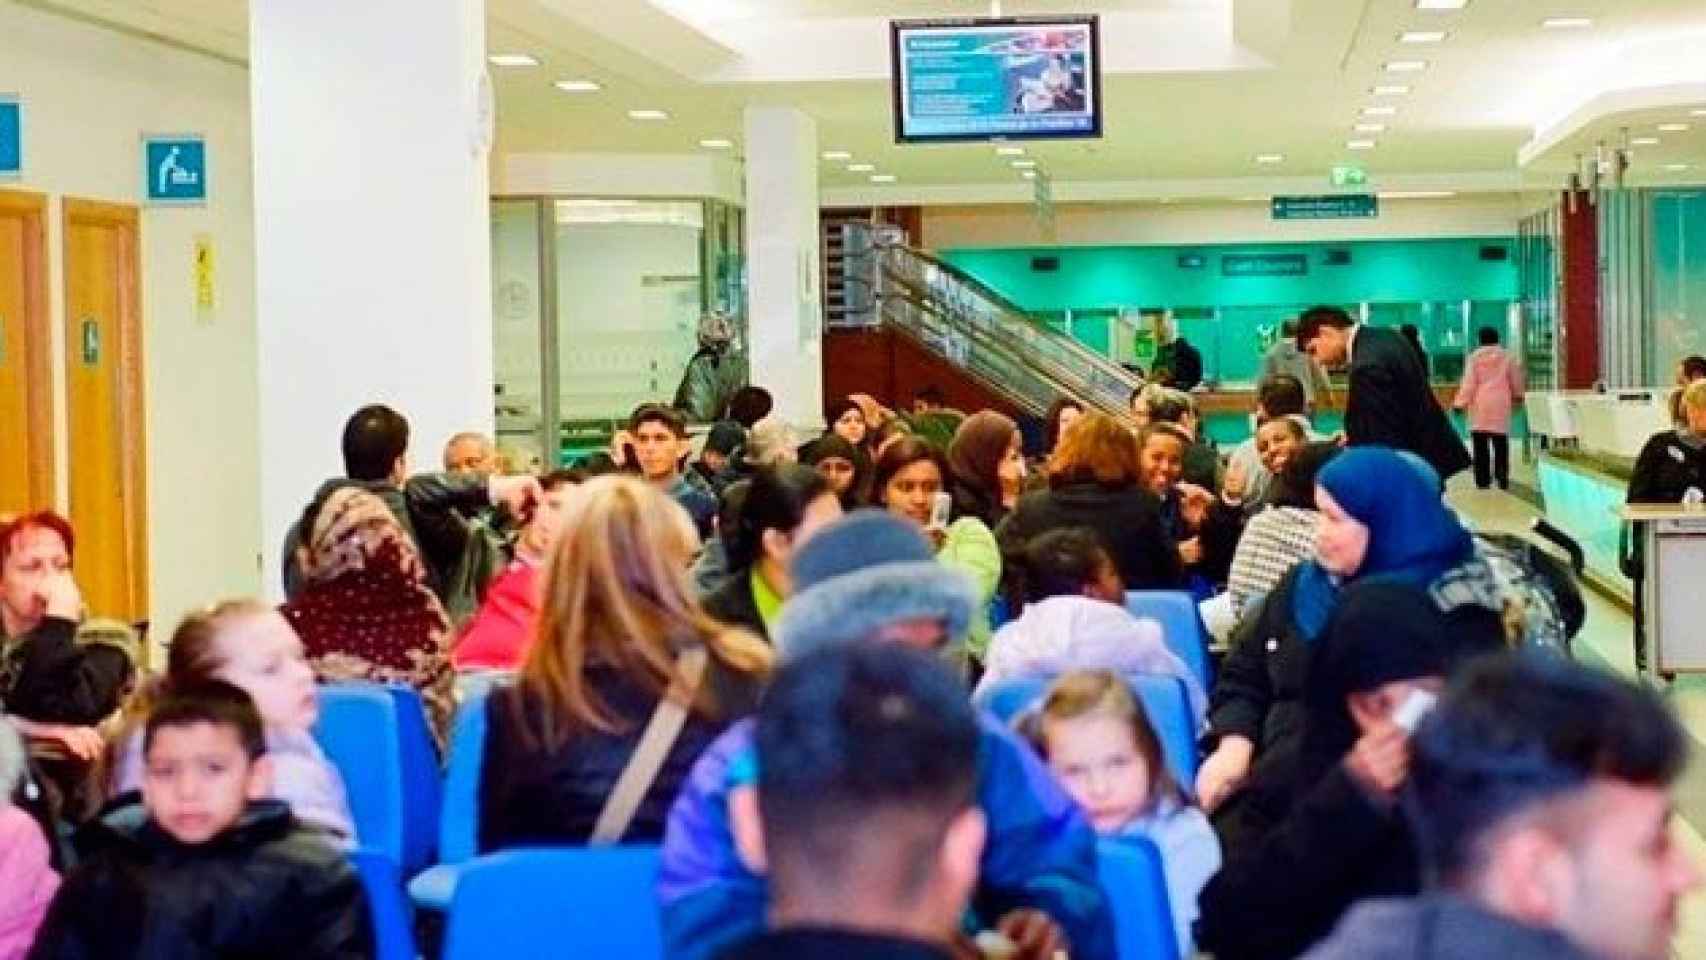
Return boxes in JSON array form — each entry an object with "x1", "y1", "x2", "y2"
[{"x1": 478, "y1": 477, "x2": 772, "y2": 852}]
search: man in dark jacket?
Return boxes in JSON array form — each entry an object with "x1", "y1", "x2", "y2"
[
  {"x1": 676, "y1": 312, "x2": 742, "y2": 423},
  {"x1": 718, "y1": 643, "x2": 983, "y2": 960},
  {"x1": 29, "y1": 681, "x2": 371, "y2": 959},
  {"x1": 1297, "y1": 306, "x2": 1469, "y2": 482},
  {"x1": 1157, "y1": 333, "x2": 1204, "y2": 391},
  {"x1": 1303, "y1": 654, "x2": 1700, "y2": 960},
  {"x1": 280, "y1": 404, "x2": 537, "y2": 602}
]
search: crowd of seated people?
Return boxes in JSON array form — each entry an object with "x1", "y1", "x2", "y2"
[{"x1": 6, "y1": 349, "x2": 1697, "y2": 960}]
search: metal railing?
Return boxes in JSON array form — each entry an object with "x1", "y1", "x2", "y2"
[{"x1": 843, "y1": 223, "x2": 1143, "y2": 418}]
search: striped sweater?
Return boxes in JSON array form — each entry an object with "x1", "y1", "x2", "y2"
[{"x1": 1227, "y1": 507, "x2": 1321, "y2": 619}]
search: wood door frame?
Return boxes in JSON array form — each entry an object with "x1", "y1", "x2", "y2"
[
  {"x1": 61, "y1": 197, "x2": 148, "y2": 616},
  {"x1": 0, "y1": 188, "x2": 56, "y2": 509}
]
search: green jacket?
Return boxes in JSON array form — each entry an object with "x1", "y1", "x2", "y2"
[{"x1": 938, "y1": 516, "x2": 1001, "y2": 661}]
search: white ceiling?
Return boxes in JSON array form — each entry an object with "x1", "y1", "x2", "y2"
[{"x1": 18, "y1": 0, "x2": 1706, "y2": 200}]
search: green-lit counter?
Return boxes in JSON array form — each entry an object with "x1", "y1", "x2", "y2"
[{"x1": 1536, "y1": 449, "x2": 1633, "y2": 604}]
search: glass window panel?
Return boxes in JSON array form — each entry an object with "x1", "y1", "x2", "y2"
[{"x1": 490, "y1": 199, "x2": 547, "y2": 472}]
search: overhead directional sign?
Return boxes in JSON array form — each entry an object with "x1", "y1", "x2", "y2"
[
  {"x1": 1331, "y1": 165, "x2": 1367, "y2": 187},
  {"x1": 1272, "y1": 194, "x2": 1378, "y2": 220}
]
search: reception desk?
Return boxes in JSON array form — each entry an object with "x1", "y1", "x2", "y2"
[{"x1": 1529, "y1": 389, "x2": 1674, "y2": 605}]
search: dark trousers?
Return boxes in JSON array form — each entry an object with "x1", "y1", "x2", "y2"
[{"x1": 1471, "y1": 431, "x2": 1510, "y2": 489}]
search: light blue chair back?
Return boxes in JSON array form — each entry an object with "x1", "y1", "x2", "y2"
[
  {"x1": 1125, "y1": 590, "x2": 1212, "y2": 692},
  {"x1": 442, "y1": 846, "x2": 664, "y2": 959},
  {"x1": 350, "y1": 847, "x2": 418, "y2": 960},
  {"x1": 408, "y1": 688, "x2": 491, "y2": 910},
  {"x1": 315, "y1": 684, "x2": 405, "y2": 866},
  {"x1": 1098, "y1": 836, "x2": 1181, "y2": 960},
  {"x1": 386, "y1": 685, "x2": 441, "y2": 873},
  {"x1": 975, "y1": 674, "x2": 1199, "y2": 784}
]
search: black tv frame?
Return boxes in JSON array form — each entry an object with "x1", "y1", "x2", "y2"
[{"x1": 889, "y1": 15, "x2": 1103, "y2": 145}]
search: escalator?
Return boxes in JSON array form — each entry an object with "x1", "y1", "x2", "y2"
[{"x1": 839, "y1": 222, "x2": 1142, "y2": 418}]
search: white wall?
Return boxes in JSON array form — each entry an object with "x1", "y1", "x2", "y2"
[
  {"x1": 1, "y1": 3, "x2": 260, "y2": 636},
  {"x1": 922, "y1": 194, "x2": 1524, "y2": 249}
]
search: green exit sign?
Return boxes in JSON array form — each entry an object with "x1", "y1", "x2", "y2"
[{"x1": 1331, "y1": 165, "x2": 1367, "y2": 187}]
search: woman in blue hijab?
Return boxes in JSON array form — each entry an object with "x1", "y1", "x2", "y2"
[{"x1": 1198, "y1": 448, "x2": 1510, "y2": 820}]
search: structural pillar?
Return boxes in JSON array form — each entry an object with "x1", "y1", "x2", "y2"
[
  {"x1": 250, "y1": 0, "x2": 493, "y2": 595},
  {"x1": 743, "y1": 106, "x2": 823, "y2": 429},
  {"x1": 1559, "y1": 189, "x2": 1601, "y2": 389}
]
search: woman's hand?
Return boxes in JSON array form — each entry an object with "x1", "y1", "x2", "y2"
[
  {"x1": 1197, "y1": 735, "x2": 1254, "y2": 813},
  {"x1": 18, "y1": 720, "x2": 104, "y2": 762},
  {"x1": 1178, "y1": 483, "x2": 1214, "y2": 527},
  {"x1": 1344, "y1": 723, "x2": 1411, "y2": 800},
  {"x1": 1178, "y1": 537, "x2": 1204, "y2": 567},
  {"x1": 41, "y1": 571, "x2": 82, "y2": 622}
]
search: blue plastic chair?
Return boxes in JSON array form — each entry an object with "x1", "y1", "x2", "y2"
[
  {"x1": 974, "y1": 674, "x2": 1199, "y2": 785},
  {"x1": 408, "y1": 688, "x2": 491, "y2": 910},
  {"x1": 442, "y1": 846, "x2": 664, "y2": 959},
  {"x1": 315, "y1": 684, "x2": 405, "y2": 866},
  {"x1": 1097, "y1": 837, "x2": 1181, "y2": 960},
  {"x1": 1125, "y1": 590, "x2": 1213, "y2": 692},
  {"x1": 350, "y1": 847, "x2": 418, "y2": 960},
  {"x1": 386, "y1": 685, "x2": 442, "y2": 873}
]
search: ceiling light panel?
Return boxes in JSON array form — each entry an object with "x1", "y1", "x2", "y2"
[
  {"x1": 870, "y1": 174, "x2": 897, "y2": 183},
  {"x1": 488, "y1": 54, "x2": 539, "y2": 67},
  {"x1": 995, "y1": 146, "x2": 1026, "y2": 156},
  {"x1": 1415, "y1": 0, "x2": 1468, "y2": 9},
  {"x1": 699, "y1": 139, "x2": 732, "y2": 149},
  {"x1": 822, "y1": 150, "x2": 852, "y2": 161},
  {"x1": 1362, "y1": 106, "x2": 1399, "y2": 117},
  {"x1": 847, "y1": 162, "x2": 875, "y2": 172},
  {"x1": 1372, "y1": 85, "x2": 1412, "y2": 96},
  {"x1": 554, "y1": 79, "x2": 601, "y2": 92},
  {"x1": 1347, "y1": 139, "x2": 1378, "y2": 150},
  {"x1": 1658, "y1": 123, "x2": 1690, "y2": 132},
  {"x1": 1254, "y1": 154, "x2": 1285, "y2": 164},
  {"x1": 1399, "y1": 31, "x2": 1448, "y2": 44},
  {"x1": 627, "y1": 109, "x2": 669, "y2": 121},
  {"x1": 1384, "y1": 61, "x2": 1429, "y2": 73},
  {"x1": 1355, "y1": 123, "x2": 1387, "y2": 133},
  {"x1": 1542, "y1": 18, "x2": 1592, "y2": 29}
]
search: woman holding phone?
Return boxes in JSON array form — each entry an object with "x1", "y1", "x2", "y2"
[{"x1": 872, "y1": 437, "x2": 1001, "y2": 669}]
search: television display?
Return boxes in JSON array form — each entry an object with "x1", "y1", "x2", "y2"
[{"x1": 890, "y1": 16, "x2": 1101, "y2": 143}]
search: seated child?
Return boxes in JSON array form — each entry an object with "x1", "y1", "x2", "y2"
[
  {"x1": 977, "y1": 529, "x2": 1205, "y2": 724},
  {"x1": 1138, "y1": 424, "x2": 1243, "y2": 595},
  {"x1": 1, "y1": 718, "x2": 57, "y2": 960},
  {"x1": 109, "y1": 602, "x2": 354, "y2": 841},
  {"x1": 1022, "y1": 670, "x2": 1221, "y2": 957},
  {"x1": 30, "y1": 681, "x2": 372, "y2": 959}
]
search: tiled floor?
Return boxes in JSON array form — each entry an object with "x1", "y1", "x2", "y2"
[{"x1": 1446, "y1": 474, "x2": 1706, "y2": 959}]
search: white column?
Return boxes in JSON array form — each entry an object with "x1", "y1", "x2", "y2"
[
  {"x1": 743, "y1": 106, "x2": 823, "y2": 429},
  {"x1": 250, "y1": 0, "x2": 493, "y2": 596}
]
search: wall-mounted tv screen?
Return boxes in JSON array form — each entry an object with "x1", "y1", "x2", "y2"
[{"x1": 890, "y1": 16, "x2": 1101, "y2": 144}]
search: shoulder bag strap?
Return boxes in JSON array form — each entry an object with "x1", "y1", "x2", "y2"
[{"x1": 589, "y1": 645, "x2": 710, "y2": 845}]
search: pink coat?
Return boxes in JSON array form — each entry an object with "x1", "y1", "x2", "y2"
[
  {"x1": 1455, "y1": 345, "x2": 1525, "y2": 435},
  {"x1": 0, "y1": 807, "x2": 58, "y2": 960}
]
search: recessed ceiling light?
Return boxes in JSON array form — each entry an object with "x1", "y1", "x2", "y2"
[
  {"x1": 1158, "y1": 198, "x2": 1179, "y2": 205},
  {"x1": 822, "y1": 150, "x2": 852, "y2": 161},
  {"x1": 488, "y1": 53, "x2": 539, "y2": 68},
  {"x1": 554, "y1": 79, "x2": 601, "y2": 93},
  {"x1": 1020, "y1": 170, "x2": 1038, "y2": 179},
  {"x1": 1363, "y1": 105, "x2": 1399, "y2": 117},
  {"x1": 1347, "y1": 139, "x2": 1378, "y2": 150},
  {"x1": 847, "y1": 162, "x2": 875, "y2": 172},
  {"x1": 1665, "y1": 164, "x2": 1692, "y2": 172},
  {"x1": 995, "y1": 146, "x2": 1026, "y2": 156},
  {"x1": 1658, "y1": 123, "x2": 1691, "y2": 133},
  {"x1": 1254, "y1": 153, "x2": 1285, "y2": 164},
  {"x1": 1631, "y1": 137, "x2": 1660, "y2": 146},
  {"x1": 1355, "y1": 123, "x2": 1388, "y2": 133},
  {"x1": 1384, "y1": 60, "x2": 1429, "y2": 72},
  {"x1": 1542, "y1": 17, "x2": 1592, "y2": 29},
  {"x1": 870, "y1": 174, "x2": 897, "y2": 184},
  {"x1": 1372, "y1": 84, "x2": 1412, "y2": 96},
  {"x1": 1400, "y1": 31, "x2": 1448, "y2": 44},
  {"x1": 1692, "y1": 109, "x2": 1706, "y2": 117},
  {"x1": 699, "y1": 138, "x2": 733, "y2": 149},
  {"x1": 627, "y1": 109, "x2": 669, "y2": 121},
  {"x1": 1379, "y1": 190, "x2": 1457, "y2": 199},
  {"x1": 1011, "y1": 159, "x2": 1038, "y2": 169},
  {"x1": 1415, "y1": 0, "x2": 1468, "y2": 9}
]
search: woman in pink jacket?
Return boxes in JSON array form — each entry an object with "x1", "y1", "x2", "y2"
[
  {"x1": 1454, "y1": 326, "x2": 1525, "y2": 490},
  {"x1": 0, "y1": 719, "x2": 58, "y2": 960}
]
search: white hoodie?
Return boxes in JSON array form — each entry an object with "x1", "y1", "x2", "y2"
[{"x1": 975, "y1": 596, "x2": 1208, "y2": 725}]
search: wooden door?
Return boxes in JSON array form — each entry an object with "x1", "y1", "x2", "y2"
[
  {"x1": 62, "y1": 198, "x2": 147, "y2": 622},
  {"x1": 0, "y1": 189, "x2": 54, "y2": 516}
]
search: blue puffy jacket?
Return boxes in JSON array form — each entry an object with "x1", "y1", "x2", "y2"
[{"x1": 656, "y1": 714, "x2": 1116, "y2": 960}]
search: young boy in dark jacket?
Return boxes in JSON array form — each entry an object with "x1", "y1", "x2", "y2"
[{"x1": 27, "y1": 681, "x2": 372, "y2": 960}]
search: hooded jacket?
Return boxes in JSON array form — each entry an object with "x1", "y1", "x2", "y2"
[
  {"x1": 656, "y1": 716, "x2": 1116, "y2": 960},
  {"x1": 973, "y1": 596, "x2": 1207, "y2": 724},
  {"x1": 1454, "y1": 345, "x2": 1524, "y2": 435},
  {"x1": 1300, "y1": 894, "x2": 1598, "y2": 960},
  {"x1": 27, "y1": 798, "x2": 371, "y2": 960}
]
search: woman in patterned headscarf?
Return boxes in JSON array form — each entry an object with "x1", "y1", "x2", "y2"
[{"x1": 280, "y1": 487, "x2": 455, "y2": 740}]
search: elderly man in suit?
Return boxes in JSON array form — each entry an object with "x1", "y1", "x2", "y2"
[{"x1": 1296, "y1": 305, "x2": 1469, "y2": 483}]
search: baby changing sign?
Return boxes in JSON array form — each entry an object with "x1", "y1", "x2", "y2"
[
  {"x1": 143, "y1": 134, "x2": 207, "y2": 205},
  {"x1": 0, "y1": 95, "x2": 21, "y2": 178}
]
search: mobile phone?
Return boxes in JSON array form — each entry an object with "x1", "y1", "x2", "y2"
[
  {"x1": 1392, "y1": 688, "x2": 1438, "y2": 734},
  {"x1": 929, "y1": 491, "x2": 953, "y2": 529}
]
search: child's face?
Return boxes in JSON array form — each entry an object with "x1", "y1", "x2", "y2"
[
  {"x1": 217, "y1": 612, "x2": 319, "y2": 731},
  {"x1": 1139, "y1": 436, "x2": 1184, "y2": 496},
  {"x1": 1045, "y1": 713, "x2": 1152, "y2": 835},
  {"x1": 143, "y1": 722, "x2": 271, "y2": 844}
]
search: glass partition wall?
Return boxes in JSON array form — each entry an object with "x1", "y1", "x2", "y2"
[{"x1": 490, "y1": 197, "x2": 745, "y2": 467}]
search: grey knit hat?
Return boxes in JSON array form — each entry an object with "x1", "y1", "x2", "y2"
[{"x1": 775, "y1": 509, "x2": 977, "y2": 660}]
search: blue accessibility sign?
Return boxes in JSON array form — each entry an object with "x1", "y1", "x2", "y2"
[
  {"x1": 143, "y1": 134, "x2": 207, "y2": 204},
  {"x1": 0, "y1": 95, "x2": 21, "y2": 179}
]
